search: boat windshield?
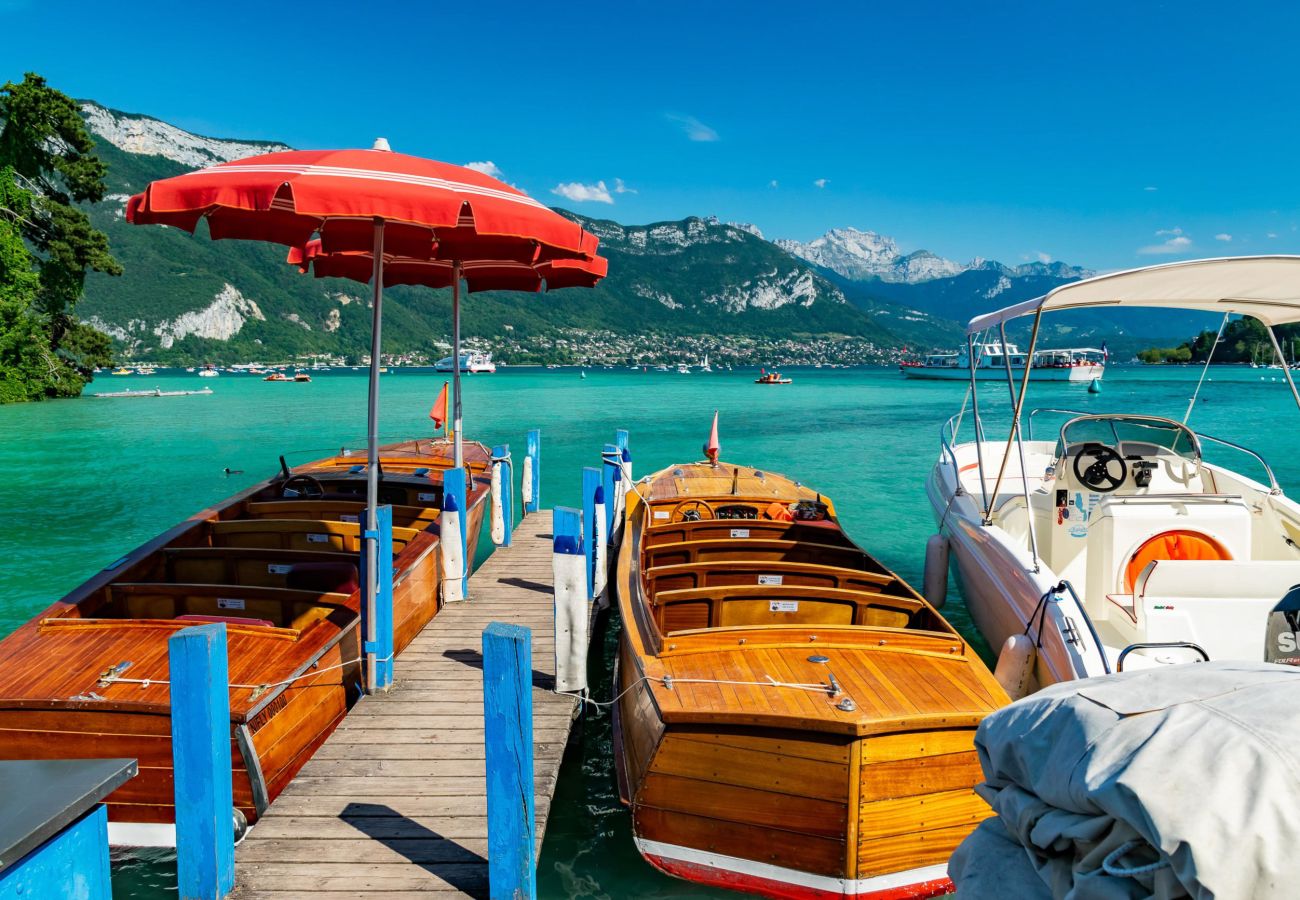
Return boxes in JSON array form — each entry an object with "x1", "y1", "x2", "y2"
[{"x1": 1056, "y1": 414, "x2": 1201, "y2": 460}]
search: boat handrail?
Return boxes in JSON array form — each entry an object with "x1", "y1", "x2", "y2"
[
  {"x1": 1050, "y1": 580, "x2": 1112, "y2": 675},
  {"x1": 941, "y1": 411, "x2": 986, "y2": 473},
  {"x1": 1196, "y1": 433, "x2": 1282, "y2": 494}
]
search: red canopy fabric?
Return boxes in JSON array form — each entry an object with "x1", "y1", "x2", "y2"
[{"x1": 126, "y1": 148, "x2": 602, "y2": 264}]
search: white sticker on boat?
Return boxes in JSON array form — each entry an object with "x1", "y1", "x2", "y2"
[
  {"x1": 731, "y1": 528, "x2": 750, "y2": 538},
  {"x1": 218, "y1": 598, "x2": 246, "y2": 611},
  {"x1": 418, "y1": 492, "x2": 438, "y2": 502},
  {"x1": 758, "y1": 574, "x2": 784, "y2": 586},
  {"x1": 769, "y1": 600, "x2": 798, "y2": 612},
  {"x1": 267, "y1": 564, "x2": 293, "y2": 575},
  {"x1": 653, "y1": 511, "x2": 670, "y2": 520},
  {"x1": 307, "y1": 533, "x2": 331, "y2": 543},
  {"x1": 339, "y1": 514, "x2": 359, "y2": 523}
]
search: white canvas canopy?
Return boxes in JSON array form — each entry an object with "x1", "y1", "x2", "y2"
[{"x1": 968, "y1": 255, "x2": 1300, "y2": 333}]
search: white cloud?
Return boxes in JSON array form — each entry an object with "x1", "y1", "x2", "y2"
[
  {"x1": 550, "y1": 181, "x2": 614, "y2": 204},
  {"x1": 613, "y1": 178, "x2": 637, "y2": 195},
  {"x1": 1215, "y1": 233, "x2": 1233, "y2": 242},
  {"x1": 1144, "y1": 186, "x2": 1158, "y2": 192},
  {"x1": 768, "y1": 179, "x2": 779, "y2": 189},
  {"x1": 666, "y1": 114, "x2": 719, "y2": 142},
  {"x1": 1036, "y1": 251, "x2": 1051, "y2": 263},
  {"x1": 813, "y1": 178, "x2": 828, "y2": 189},
  {"x1": 1268, "y1": 232, "x2": 1279, "y2": 239},
  {"x1": 1138, "y1": 228, "x2": 1192, "y2": 255},
  {"x1": 464, "y1": 161, "x2": 504, "y2": 179}
]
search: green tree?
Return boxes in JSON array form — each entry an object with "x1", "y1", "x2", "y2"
[{"x1": 0, "y1": 73, "x2": 119, "y2": 401}]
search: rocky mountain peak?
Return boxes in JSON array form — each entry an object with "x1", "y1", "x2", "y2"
[{"x1": 80, "y1": 102, "x2": 291, "y2": 169}]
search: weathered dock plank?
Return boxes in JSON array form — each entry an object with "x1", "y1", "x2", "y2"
[{"x1": 233, "y1": 510, "x2": 585, "y2": 899}]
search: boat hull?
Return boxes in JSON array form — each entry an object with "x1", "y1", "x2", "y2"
[{"x1": 901, "y1": 364, "x2": 1103, "y2": 382}]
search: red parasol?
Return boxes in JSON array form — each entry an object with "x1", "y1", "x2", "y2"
[{"x1": 127, "y1": 139, "x2": 606, "y2": 693}]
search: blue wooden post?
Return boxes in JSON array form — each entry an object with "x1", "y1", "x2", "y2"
[
  {"x1": 525, "y1": 429, "x2": 541, "y2": 514},
  {"x1": 615, "y1": 429, "x2": 629, "y2": 455},
  {"x1": 492, "y1": 444, "x2": 514, "y2": 548},
  {"x1": 581, "y1": 467, "x2": 600, "y2": 600},
  {"x1": 483, "y1": 622, "x2": 536, "y2": 900},
  {"x1": 169, "y1": 623, "x2": 235, "y2": 900},
  {"x1": 601, "y1": 444, "x2": 618, "y2": 538},
  {"x1": 361, "y1": 504, "x2": 395, "y2": 690},
  {"x1": 444, "y1": 466, "x2": 469, "y2": 596}
]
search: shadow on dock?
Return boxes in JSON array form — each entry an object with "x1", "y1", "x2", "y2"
[
  {"x1": 497, "y1": 576, "x2": 552, "y2": 595},
  {"x1": 441, "y1": 647, "x2": 556, "y2": 690},
  {"x1": 341, "y1": 802, "x2": 488, "y2": 896}
]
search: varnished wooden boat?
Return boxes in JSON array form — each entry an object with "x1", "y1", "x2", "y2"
[
  {"x1": 0, "y1": 438, "x2": 490, "y2": 845},
  {"x1": 613, "y1": 462, "x2": 1008, "y2": 899}
]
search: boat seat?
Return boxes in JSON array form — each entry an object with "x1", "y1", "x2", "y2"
[
  {"x1": 1124, "y1": 530, "x2": 1231, "y2": 591},
  {"x1": 208, "y1": 519, "x2": 418, "y2": 554},
  {"x1": 283, "y1": 561, "x2": 359, "y2": 595},
  {"x1": 103, "y1": 583, "x2": 352, "y2": 632},
  {"x1": 164, "y1": 547, "x2": 357, "y2": 589},
  {"x1": 245, "y1": 500, "x2": 439, "y2": 529},
  {"x1": 645, "y1": 560, "x2": 894, "y2": 596},
  {"x1": 644, "y1": 538, "x2": 869, "y2": 571},
  {"x1": 643, "y1": 519, "x2": 854, "y2": 550},
  {"x1": 654, "y1": 584, "x2": 925, "y2": 633}
]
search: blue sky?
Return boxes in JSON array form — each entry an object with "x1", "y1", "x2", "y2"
[{"x1": 6, "y1": 0, "x2": 1299, "y2": 269}]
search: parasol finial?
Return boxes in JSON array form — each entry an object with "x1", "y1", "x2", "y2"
[{"x1": 371, "y1": 137, "x2": 392, "y2": 151}]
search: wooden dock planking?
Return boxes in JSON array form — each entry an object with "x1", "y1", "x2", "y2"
[{"x1": 233, "y1": 510, "x2": 582, "y2": 899}]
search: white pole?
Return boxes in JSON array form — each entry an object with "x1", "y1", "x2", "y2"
[
  {"x1": 364, "y1": 216, "x2": 384, "y2": 695},
  {"x1": 593, "y1": 492, "x2": 608, "y2": 608},
  {"x1": 452, "y1": 260, "x2": 464, "y2": 469}
]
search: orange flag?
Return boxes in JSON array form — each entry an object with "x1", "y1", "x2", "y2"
[
  {"x1": 703, "y1": 410, "x2": 720, "y2": 464},
  {"x1": 429, "y1": 381, "x2": 449, "y2": 430}
]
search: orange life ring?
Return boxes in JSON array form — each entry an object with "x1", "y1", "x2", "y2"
[{"x1": 1126, "y1": 530, "x2": 1231, "y2": 592}]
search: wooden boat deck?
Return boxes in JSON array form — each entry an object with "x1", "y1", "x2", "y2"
[{"x1": 232, "y1": 510, "x2": 579, "y2": 899}]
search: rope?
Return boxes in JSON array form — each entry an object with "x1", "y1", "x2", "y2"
[
  {"x1": 1101, "y1": 839, "x2": 1170, "y2": 877},
  {"x1": 1184, "y1": 311, "x2": 1230, "y2": 425},
  {"x1": 556, "y1": 670, "x2": 841, "y2": 714},
  {"x1": 93, "y1": 653, "x2": 387, "y2": 697}
]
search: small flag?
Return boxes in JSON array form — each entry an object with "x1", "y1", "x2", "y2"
[
  {"x1": 703, "y1": 410, "x2": 720, "y2": 465},
  {"x1": 429, "y1": 382, "x2": 449, "y2": 429},
  {"x1": 1101, "y1": 341, "x2": 1108, "y2": 361}
]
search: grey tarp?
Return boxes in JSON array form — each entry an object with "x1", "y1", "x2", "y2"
[{"x1": 950, "y1": 661, "x2": 1300, "y2": 899}]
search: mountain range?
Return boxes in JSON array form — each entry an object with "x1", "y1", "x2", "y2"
[{"x1": 70, "y1": 100, "x2": 1197, "y2": 364}]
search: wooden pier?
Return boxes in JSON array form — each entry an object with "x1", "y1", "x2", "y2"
[{"x1": 233, "y1": 509, "x2": 581, "y2": 899}]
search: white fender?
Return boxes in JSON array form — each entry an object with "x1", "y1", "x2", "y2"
[
  {"x1": 594, "y1": 499, "x2": 608, "y2": 608},
  {"x1": 553, "y1": 538, "x2": 588, "y2": 692},
  {"x1": 994, "y1": 634, "x2": 1037, "y2": 700},
  {"x1": 490, "y1": 459, "x2": 505, "y2": 546},
  {"x1": 521, "y1": 454, "x2": 534, "y2": 509},
  {"x1": 440, "y1": 497, "x2": 465, "y2": 604},
  {"x1": 923, "y1": 533, "x2": 949, "y2": 610},
  {"x1": 612, "y1": 473, "x2": 626, "y2": 544}
]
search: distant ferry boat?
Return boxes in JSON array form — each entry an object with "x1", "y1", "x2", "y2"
[
  {"x1": 900, "y1": 343, "x2": 1105, "y2": 382},
  {"x1": 435, "y1": 352, "x2": 496, "y2": 374}
]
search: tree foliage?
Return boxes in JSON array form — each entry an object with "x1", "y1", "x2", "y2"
[
  {"x1": 1138, "y1": 317, "x2": 1300, "y2": 365},
  {"x1": 0, "y1": 73, "x2": 118, "y2": 401}
]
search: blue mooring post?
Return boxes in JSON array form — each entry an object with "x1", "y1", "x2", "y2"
[
  {"x1": 169, "y1": 623, "x2": 235, "y2": 900},
  {"x1": 581, "y1": 466, "x2": 600, "y2": 600},
  {"x1": 492, "y1": 444, "x2": 513, "y2": 548},
  {"x1": 444, "y1": 466, "x2": 469, "y2": 597},
  {"x1": 615, "y1": 429, "x2": 629, "y2": 455},
  {"x1": 525, "y1": 429, "x2": 541, "y2": 514},
  {"x1": 601, "y1": 444, "x2": 619, "y2": 539},
  {"x1": 482, "y1": 622, "x2": 536, "y2": 900},
  {"x1": 361, "y1": 504, "x2": 395, "y2": 690}
]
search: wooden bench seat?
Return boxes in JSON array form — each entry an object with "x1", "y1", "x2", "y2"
[
  {"x1": 208, "y1": 519, "x2": 418, "y2": 554},
  {"x1": 163, "y1": 548, "x2": 358, "y2": 590},
  {"x1": 244, "y1": 500, "x2": 439, "y2": 529},
  {"x1": 645, "y1": 560, "x2": 895, "y2": 596},
  {"x1": 102, "y1": 583, "x2": 353, "y2": 632},
  {"x1": 643, "y1": 519, "x2": 855, "y2": 549},
  {"x1": 653, "y1": 584, "x2": 924, "y2": 633},
  {"x1": 644, "y1": 538, "x2": 869, "y2": 571}
]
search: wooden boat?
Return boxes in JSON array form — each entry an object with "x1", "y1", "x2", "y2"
[
  {"x1": 613, "y1": 462, "x2": 1008, "y2": 899},
  {"x1": 0, "y1": 438, "x2": 491, "y2": 845},
  {"x1": 755, "y1": 370, "x2": 792, "y2": 384}
]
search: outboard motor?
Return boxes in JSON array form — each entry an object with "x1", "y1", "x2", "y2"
[{"x1": 1264, "y1": 585, "x2": 1300, "y2": 666}]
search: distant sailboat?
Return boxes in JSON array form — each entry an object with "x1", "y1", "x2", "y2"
[{"x1": 699, "y1": 353, "x2": 712, "y2": 372}]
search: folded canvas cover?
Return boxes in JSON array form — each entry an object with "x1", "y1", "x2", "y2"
[{"x1": 951, "y1": 661, "x2": 1300, "y2": 899}]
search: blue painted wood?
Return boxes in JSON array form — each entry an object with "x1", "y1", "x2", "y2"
[
  {"x1": 361, "y1": 504, "x2": 395, "y2": 690},
  {"x1": 444, "y1": 466, "x2": 469, "y2": 597},
  {"x1": 553, "y1": 506, "x2": 582, "y2": 556},
  {"x1": 169, "y1": 623, "x2": 235, "y2": 900},
  {"x1": 493, "y1": 444, "x2": 514, "y2": 548},
  {"x1": 615, "y1": 429, "x2": 629, "y2": 453},
  {"x1": 601, "y1": 443, "x2": 618, "y2": 538},
  {"x1": 0, "y1": 805, "x2": 111, "y2": 900},
  {"x1": 482, "y1": 622, "x2": 536, "y2": 900},
  {"x1": 581, "y1": 467, "x2": 600, "y2": 600},
  {"x1": 525, "y1": 429, "x2": 541, "y2": 513}
]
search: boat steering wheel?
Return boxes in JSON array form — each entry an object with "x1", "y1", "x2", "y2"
[
  {"x1": 1072, "y1": 443, "x2": 1127, "y2": 493},
  {"x1": 280, "y1": 474, "x2": 325, "y2": 498},
  {"x1": 672, "y1": 499, "x2": 716, "y2": 522}
]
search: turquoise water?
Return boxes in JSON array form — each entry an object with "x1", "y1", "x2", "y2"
[{"x1": 3, "y1": 364, "x2": 1298, "y2": 897}]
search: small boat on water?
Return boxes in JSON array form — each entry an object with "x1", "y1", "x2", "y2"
[
  {"x1": 0, "y1": 437, "x2": 491, "y2": 845},
  {"x1": 93, "y1": 388, "x2": 214, "y2": 398},
  {"x1": 614, "y1": 460, "x2": 1006, "y2": 899},
  {"x1": 198, "y1": 365, "x2": 219, "y2": 378},
  {"x1": 111, "y1": 367, "x2": 134, "y2": 376},
  {"x1": 755, "y1": 368, "x2": 792, "y2": 385},
  {"x1": 434, "y1": 351, "x2": 496, "y2": 373}
]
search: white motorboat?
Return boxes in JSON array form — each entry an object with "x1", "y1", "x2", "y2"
[
  {"x1": 901, "y1": 344, "x2": 1106, "y2": 382},
  {"x1": 197, "y1": 365, "x2": 219, "y2": 377},
  {"x1": 434, "y1": 351, "x2": 496, "y2": 373},
  {"x1": 926, "y1": 257, "x2": 1300, "y2": 695}
]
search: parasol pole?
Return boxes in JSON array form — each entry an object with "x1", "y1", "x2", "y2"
[
  {"x1": 452, "y1": 260, "x2": 464, "y2": 468},
  {"x1": 364, "y1": 216, "x2": 384, "y2": 695}
]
